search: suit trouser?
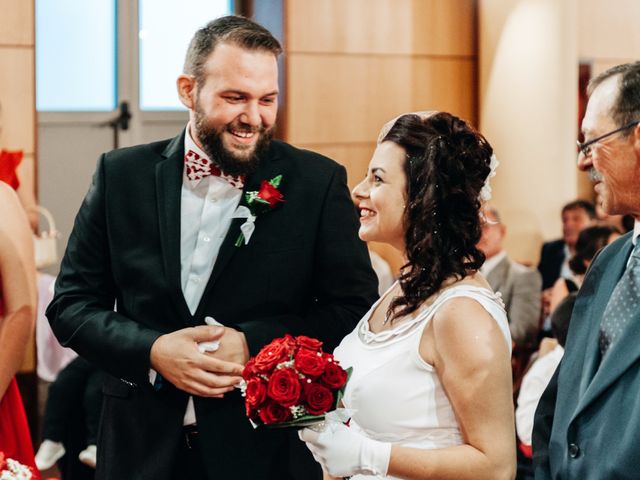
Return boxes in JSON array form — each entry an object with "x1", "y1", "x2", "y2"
[{"x1": 171, "y1": 425, "x2": 207, "y2": 480}]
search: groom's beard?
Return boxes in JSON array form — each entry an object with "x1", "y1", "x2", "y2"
[{"x1": 194, "y1": 106, "x2": 274, "y2": 179}]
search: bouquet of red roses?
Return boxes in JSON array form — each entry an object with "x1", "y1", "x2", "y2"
[
  {"x1": 241, "y1": 335, "x2": 350, "y2": 427},
  {"x1": 0, "y1": 452, "x2": 33, "y2": 480}
]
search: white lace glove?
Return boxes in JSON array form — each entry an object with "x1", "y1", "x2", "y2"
[{"x1": 299, "y1": 423, "x2": 391, "y2": 477}]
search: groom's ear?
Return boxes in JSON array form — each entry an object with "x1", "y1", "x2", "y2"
[{"x1": 177, "y1": 74, "x2": 196, "y2": 110}]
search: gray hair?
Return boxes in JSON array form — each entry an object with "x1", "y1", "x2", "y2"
[{"x1": 588, "y1": 61, "x2": 640, "y2": 130}]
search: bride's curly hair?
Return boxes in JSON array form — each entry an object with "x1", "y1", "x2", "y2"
[{"x1": 383, "y1": 112, "x2": 494, "y2": 322}]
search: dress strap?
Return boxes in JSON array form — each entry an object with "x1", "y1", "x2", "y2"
[{"x1": 422, "y1": 285, "x2": 511, "y2": 351}]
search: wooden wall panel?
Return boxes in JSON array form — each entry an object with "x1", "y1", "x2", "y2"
[
  {"x1": 288, "y1": 55, "x2": 475, "y2": 144},
  {"x1": 287, "y1": 0, "x2": 475, "y2": 56},
  {"x1": 0, "y1": 48, "x2": 35, "y2": 152},
  {"x1": 0, "y1": 0, "x2": 34, "y2": 45},
  {"x1": 412, "y1": 58, "x2": 476, "y2": 126},
  {"x1": 288, "y1": 55, "x2": 410, "y2": 144},
  {"x1": 299, "y1": 142, "x2": 375, "y2": 189}
]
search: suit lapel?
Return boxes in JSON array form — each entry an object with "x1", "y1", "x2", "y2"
[
  {"x1": 193, "y1": 144, "x2": 282, "y2": 319},
  {"x1": 487, "y1": 256, "x2": 509, "y2": 292},
  {"x1": 156, "y1": 131, "x2": 192, "y2": 323},
  {"x1": 572, "y1": 238, "x2": 635, "y2": 419}
]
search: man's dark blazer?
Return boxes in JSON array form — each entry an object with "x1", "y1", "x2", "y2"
[
  {"x1": 46, "y1": 132, "x2": 379, "y2": 480},
  {"x1": 532, "y1": 232, "x2": 640, "y2": 479},
  {"x1": 538, "y1": 239, "x2": 566, "y2": 290}
]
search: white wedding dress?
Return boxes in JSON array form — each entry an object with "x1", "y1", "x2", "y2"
[{"x1": 333, "y1": 283, "x2": 512, "y2": 480}]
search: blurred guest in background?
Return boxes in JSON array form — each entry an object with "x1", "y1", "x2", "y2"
[
  {"x1": 549, "y1": 224, "x2": 620, "y2": 312},
  {"x1": 478, "y1": 206, "x2": 542, "y2": 348},
  {"x1": 35, "y1": 357, "x2": 104, "y2": 471},
  {"x1": 538, "y1": 200, "x2": 595, "y2": 322},
  {"x1": 516, "y1": 293, "x2": 576, "y2": 480},
  {"x1": 537, "y1": 200, "x2": 595, "y2": 291},
  {"x1": 0, "y1": 182, "x2": 39, "y2": 477}
]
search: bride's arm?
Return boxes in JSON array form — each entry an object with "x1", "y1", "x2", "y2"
[
  {"x1": 0, "y1": 183, "x2": 37, "y2": 398},
  {"x1": 386, "y1": 296, "x2": 515, "y2": 480}
]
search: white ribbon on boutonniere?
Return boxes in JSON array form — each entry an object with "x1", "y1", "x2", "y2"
[{"x1": 232, "y1": 206, "x2": 257, "y2": 245}]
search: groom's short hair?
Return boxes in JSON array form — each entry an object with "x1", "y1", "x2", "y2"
[{"x1": 183, "y1": 15, "x2": 282, "y2": 85}]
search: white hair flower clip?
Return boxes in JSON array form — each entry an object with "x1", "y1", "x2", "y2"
[{"x1": 479, "y1": 154, "x2": 499, "y2": 202}]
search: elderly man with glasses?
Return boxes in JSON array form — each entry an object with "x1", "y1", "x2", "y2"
[{"x1": 533, "y1": 61, "x2": 640, "y2": 479}]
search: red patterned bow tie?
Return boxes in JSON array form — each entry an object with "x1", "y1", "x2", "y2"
[{"x1": 184, "y1": 149, "x2": 244, "y2": 189}]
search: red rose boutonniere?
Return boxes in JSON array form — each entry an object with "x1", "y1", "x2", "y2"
[
  {"x1": 241, "y1": 334, "x2": 352, "y2": 428},
  {"x1": 233, "y1": 174, "x2": 285, "y2": 247}
]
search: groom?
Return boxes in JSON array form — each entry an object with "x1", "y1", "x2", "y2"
[{"x1": 47, "y1": 15, "x2": 378, "y2": 480}]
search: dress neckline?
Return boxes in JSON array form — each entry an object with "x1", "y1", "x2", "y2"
[{"x1": 358, "y1": 282, "x2": 501, "y2": 346}]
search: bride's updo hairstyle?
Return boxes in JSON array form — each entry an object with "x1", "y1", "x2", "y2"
[{"x1": 383, "y1": 112, "x2": 493, "y2": 322}]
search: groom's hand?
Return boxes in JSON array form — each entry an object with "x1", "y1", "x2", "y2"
[
  {"x1": 207, "y1": 327, "x2": 250, "y2": 365},
  {"x1": 150, "y1": 326, "x2": 244, "y2": 398}
]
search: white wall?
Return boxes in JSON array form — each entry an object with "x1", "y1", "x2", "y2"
[{"x1": 480, "y1": 0, "x2": 578, "y2": 264}]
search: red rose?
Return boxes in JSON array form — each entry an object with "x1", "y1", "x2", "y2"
[
  {"x1": 245, "y1": 378, "x2": 267, "y2": 409},
  {"x1": 267, "y1": 367, "x2": 302, "y2": 407},
  {"x1": 296, "y1": 335, "x2": 323, "y2": 351},
  {"x1": 282, "y1": 334, "x2": 298, "y2": 351},
  {"x1": 321, "y1": 361, "x2": 348, "y2": 389},
  {"x1": 242, "y1": 358, "x2": 258, "y2": 380},
  {"x1": 259, "y1": 400, "x2": 292, "y2": 424},
  {"x1": 257, "y1": 180, "x2": 284, "y2": 208},
  {"x1": 303, "y1": 383, "x2": 334, "y2": 415},
  {"x1": 294, "y1": 348, "x2": 326, "y2": 377},
  {"x1": 253, "y1": 337, "x2": 294, "y2": 373}
]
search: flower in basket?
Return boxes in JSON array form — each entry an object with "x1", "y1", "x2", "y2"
[
  {"x1": 233, "y1": 175, "x2": 285, "y2": 247},
  {"x1": 241, "y1": 335, "x2": 351, "y2": 428},
  {"x1": 0, "y1": 452, "x2": 33, "y2": 480}
]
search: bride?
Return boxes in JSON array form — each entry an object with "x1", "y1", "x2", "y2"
[{"x1": 300, "y1": 112, "x2": 515, "y2": 480}]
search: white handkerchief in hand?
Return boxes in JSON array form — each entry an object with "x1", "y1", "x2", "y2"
[{"x1": 198, "y1": 316, "x2": 224, "y2": 353}]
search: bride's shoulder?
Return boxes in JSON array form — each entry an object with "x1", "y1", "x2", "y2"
[{"x1": 430, "y1": 279, "x2": 501, "y2": 339}]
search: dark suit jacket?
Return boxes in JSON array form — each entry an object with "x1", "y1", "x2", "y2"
[
  {"x1": 538, "y1": 239, "x2": 566, "y2": 290},
  {"x1": 532, "y1": 232, "x2": 640, "y2": 479},
  {"x1": 46, "y1": 132, "x2": 379, "y2": 480},
  {"x1": 486, "y1": 255, "x2": 542, "y2": 347}
]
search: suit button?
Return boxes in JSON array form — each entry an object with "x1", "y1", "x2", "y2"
[{"x1": 568, "y1": 443, "x2": 580, "y2": 458}]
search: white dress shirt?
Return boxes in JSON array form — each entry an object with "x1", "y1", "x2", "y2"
[
  {"x1": 516, "y1": 345, "x2": 564, "y2": 446},
  {"x1": 150, "y1": 124, "x2": 243, "y2": 425},
  {"x1": 560, "y1": 244, "x2": 573, "y2": 280},
  {"x1": 181, "y1": 126, "x2": 243, "y2": 424}
]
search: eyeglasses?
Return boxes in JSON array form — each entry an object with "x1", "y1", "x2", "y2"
[{"x1": 577, "y1": 120, "x2": 640, "y2": 157}]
